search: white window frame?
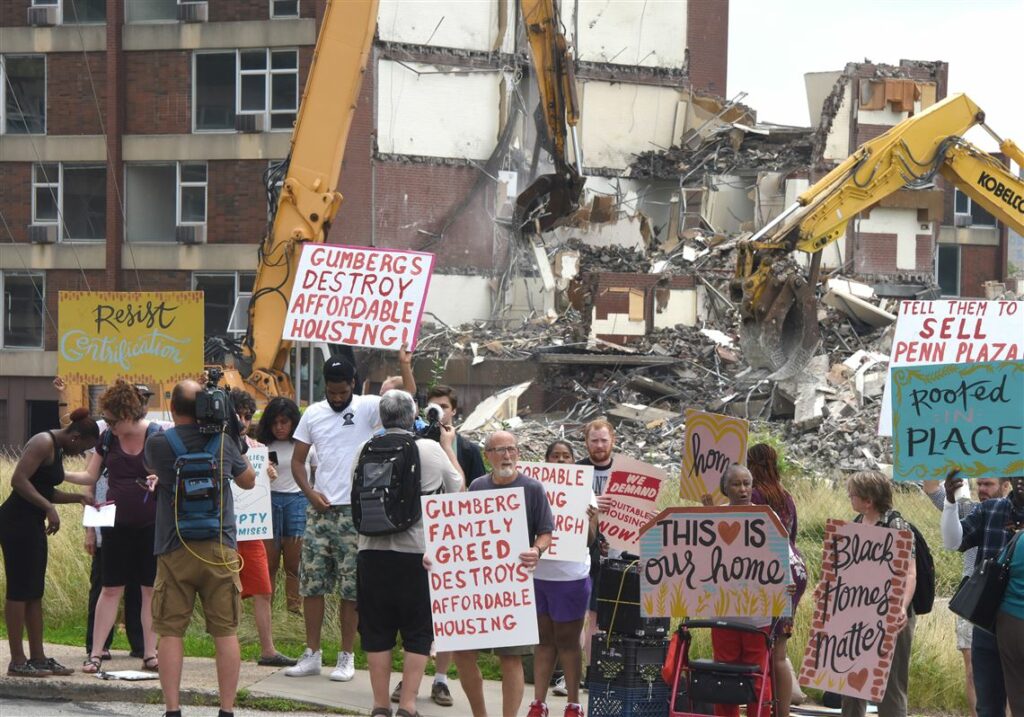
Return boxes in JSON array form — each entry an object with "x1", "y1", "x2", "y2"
[
  {"x1": 125, "y1": 0, "x2": 179, "y2": 24},
  {"x1": 193, "y1": 48, "x2": 298, "y2": 133},
  {"x1": 31, "y1": 163, "x2": 60, "y2": 227},
  {"x1": 1, "y1": 54, "x2": 47, "y2": 136},
  {"x1": 954, "y1": 188, "x2": 996, "y2": 227},
  {"x1": 192, "y1": 271, "x2": 256, "y2": 337},
  {"x1": 31, "y1": 162, "x2": 106, "y2": 242},
  {"x1": 177, "y1": 162, "x2": 208, "y2": 225},
  {"x1": 270, "y1": 0, "x2": 299, "y2": 19},
  {"x1": 1, "y1": 271, "x2": 46, "y2": 350}
]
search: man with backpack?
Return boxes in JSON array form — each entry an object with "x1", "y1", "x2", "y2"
[
  {"x1": 144, "y1": 379, "x2": 255, "y2": 717},
  {"x1": 353, "y1": 389, "x2": 464, "y2": 717}
]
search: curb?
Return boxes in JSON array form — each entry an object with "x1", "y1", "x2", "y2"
[{"x1": 0, "y1": 675, "x2": 191, "y2": 705}]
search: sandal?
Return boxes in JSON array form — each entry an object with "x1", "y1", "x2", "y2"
[
  {"x1": 100, "y1": 650, "x2": 112, "y2": 661},
  {"x1": 142, "y1": 656, "x2": 159, "y2": 672},
  {"x1": 395, "y1": 709, "x2": 421, "y2": 717},
  {"x1": 82, "y1": 657, "x2": 102, "y2": 674},
  {"x1": 371, "y1": 709, "x2": 392, "y2": 717}
]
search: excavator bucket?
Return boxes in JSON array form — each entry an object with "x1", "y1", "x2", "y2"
[
  {"x1": 514, "y1": 168, "x2": 586, "y2": 234},
  {"x1": 735, "y1": 261, "x2": 821, "y2": 381}
]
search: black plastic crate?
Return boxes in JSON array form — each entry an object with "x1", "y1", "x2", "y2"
[
  {"x1": 588, "y1": 680, "x2": 669, "y2": 717},
  {"x1": 590, "y1": 634, "x2": 668, "y2": 688},
  {"x1": 596, "y1": 558, "x2": 670, "y2": 637}
]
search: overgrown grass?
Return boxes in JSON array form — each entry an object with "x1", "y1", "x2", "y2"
[{"x1": 1, "y1": 454, "x2": 968, "y2": 712}]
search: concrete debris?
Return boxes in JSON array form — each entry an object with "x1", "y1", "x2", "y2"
[{"x1": 628, "y1": 123, "x2": 813, "y2": 183}]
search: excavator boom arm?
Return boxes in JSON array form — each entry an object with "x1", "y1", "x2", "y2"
[{"x1": 241, "y1": 0, "x2": 379, "y2": 400}]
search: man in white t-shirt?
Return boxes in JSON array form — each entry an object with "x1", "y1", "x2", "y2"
[{"x1": 286, "y1": 350, "x2": 414, "y2": 681}]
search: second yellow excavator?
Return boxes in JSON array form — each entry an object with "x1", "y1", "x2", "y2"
[{"x1": 732, "y1": 93, "x2": 1024, "y2": 379}]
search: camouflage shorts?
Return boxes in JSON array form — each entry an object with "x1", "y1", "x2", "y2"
[{"x1": 299, "y1": 505, "x2": 358, "y2": 601}]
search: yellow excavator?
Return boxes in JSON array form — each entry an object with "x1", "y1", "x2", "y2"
[
  {"x1": 732, "y1": 93, "x2": 1024, "y2": 379},
  {"x1": 516, "y1": 0, "x2": 586, "y2": 233}
]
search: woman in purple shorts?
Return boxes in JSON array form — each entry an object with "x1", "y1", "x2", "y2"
[{"x1": 527, "y1": 441, "x2": 598, "y2": 717}]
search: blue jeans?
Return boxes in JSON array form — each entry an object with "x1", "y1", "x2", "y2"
[
  {"x1": 973, "y1": 626, "x2": 1006, "y2": 717},
  {"x1": 270, "y1": 491, "x2": 308, "y2": 543}
]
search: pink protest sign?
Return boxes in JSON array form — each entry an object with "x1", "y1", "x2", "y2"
[
  {"x1": 680, "y1": 409, "x2": 749, "y2": 504},
  {"x1": 283, "y1": 244, "x2": 435, "y2": 350},
  {"x1": 799, "y1": 519, "x2": 913, "y2": 703},
  {"x1": 599, "y1": 456, "x2": 667, "y2": 553},
  {"x1": 421, "y1": 488, "x2": 538, "y2": 652},
  {"x1": 639, "y1": 506, "x2": 791, "y2": 619},
  {"x1": 517, "y1": 461, "x2": 594, "y2": 563}
]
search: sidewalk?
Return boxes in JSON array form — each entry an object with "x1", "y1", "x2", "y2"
[{"x1": 0, "y1": 642, "x2": 574, "y2": 716}]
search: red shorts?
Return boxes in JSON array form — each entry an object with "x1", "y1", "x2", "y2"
[{"x1": 237, "y1": 540, "x2": 272, "y2": 599}]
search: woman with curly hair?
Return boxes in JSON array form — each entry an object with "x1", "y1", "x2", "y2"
[
  {"x1": 1, "y1": 409, "x2": 99, "y2": 677},
  {"x1": 746, "y1": 443, "x2": 807, "y2": 717},
  {"x1": 256, "y1": 397, "x2": 316, "y2": 614},
  {"x1": 71, "y1": 380, "x2": 163, "y2": 674}
]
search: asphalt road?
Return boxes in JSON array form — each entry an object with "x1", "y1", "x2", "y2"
[{"x1": 0, "y1": 698, "x2": 329, "y2": 716}]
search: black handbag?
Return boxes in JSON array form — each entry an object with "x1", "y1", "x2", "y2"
[{"x1": 949, "y1": 531, "x2": 1022, "y2": 634}]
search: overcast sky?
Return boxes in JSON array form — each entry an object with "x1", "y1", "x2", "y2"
[{"x1": 727, "y1": 0, "x2": 1022, "y2": 151}]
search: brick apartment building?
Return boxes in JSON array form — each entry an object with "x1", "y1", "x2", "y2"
[{"x1": 0, "y1": 0, "x2": 730, "y2": 446}]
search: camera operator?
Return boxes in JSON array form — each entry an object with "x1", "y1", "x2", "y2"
[
  {"x1": 423, "y1": 386, "x2": 485, "y2": 485},
  {"x1": 144, "y1": 379, "x2": 255, "y2": 717}
]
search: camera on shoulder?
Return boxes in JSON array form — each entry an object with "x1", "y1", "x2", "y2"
[{"x1": 195, "y1": 368, "x2": 245, "y2": 450}]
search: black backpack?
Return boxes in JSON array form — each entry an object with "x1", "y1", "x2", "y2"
[
  {"x1": 886, "y1": 510, "x2": 936, "y2": 615},
  {"x1": 351, "y1": 432, "x2": 424, "y2": 536}
]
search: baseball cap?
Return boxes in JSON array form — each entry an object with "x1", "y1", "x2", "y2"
[{"x1": 323, "y1": 355, "x2": 356, "y2": 383}]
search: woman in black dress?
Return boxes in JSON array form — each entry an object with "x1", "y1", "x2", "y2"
[{"x1": 0, "y1": 408, "x2": 99, "y2": 677}]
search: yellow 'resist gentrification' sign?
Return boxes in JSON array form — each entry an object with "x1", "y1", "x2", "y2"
[{"x1": 58, "y1": 291, "x2": 204, "y2": 385}]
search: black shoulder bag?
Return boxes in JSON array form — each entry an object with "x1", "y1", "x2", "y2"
[{"x1": 949, "y1": 530, "x2": 1022, "y2": 634}]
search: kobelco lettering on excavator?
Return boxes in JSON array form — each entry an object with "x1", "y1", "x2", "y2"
[{"x1": 977, "y1": 172, "x2": 1024, "y2": 214}]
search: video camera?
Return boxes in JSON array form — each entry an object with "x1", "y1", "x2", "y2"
[
  {"x1": 195, "y1": 368, "x2": 245, "y2": 451},
  {"x1": 416, "y1": 402, "x2": 445, "y2": 442}
]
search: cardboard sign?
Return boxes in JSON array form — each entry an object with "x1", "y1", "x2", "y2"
[
  {"x1": 600, "y1": 456, "x2": 667, "y2": 553},
  {"x1": 283, "y1": 244, "x2": 435, "y2": 350},
  {"x1": 879, "y1": 299, "x2": 1023, "y2": 435},
  {"x1": 422, "y1": 488, "x2": 538, "y2": 651},
  {"x1": 639, "y1": 506, "x2": 791, "y2": 619},
  {"x1": 517, "y1": 461, "x2": 594, "y2": 563},
  {"x1": 891, "y1": 361, "x2": 1024, "y2": 481},
  {"x1": 680, "y1": 409, "x2": 749, "y2": 503},
  {"x1": 58, "y1": 291, "x2": 203, "y2": 384},
  {"x1": 233, "y1": 446, "x2": 273, "y2": 541},
  {"x1": 799, "y1": 519, "x2": 913, "y2": 702}
]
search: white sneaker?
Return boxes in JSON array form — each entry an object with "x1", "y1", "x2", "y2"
[
  {"x1": 330, "y1": 651, "x2": 355, "y2": 682},
  {"x1": 284, "y1": 648, "x2": 322, "y2": 677},
  {"x1": 552, "y1": 675, "x2": 568, "y2": 696}
]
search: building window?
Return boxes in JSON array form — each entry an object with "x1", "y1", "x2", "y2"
[
  {"x1": 126, "y1": 162, "x2": 207, "y2": 242},
  {"x1": 271, "y1": 0, "x2": 299, "y2": 18},
  {"x1": 954, "y1": 189, "x2": 996, "y2": 227},
  {"x1": 937, "y1": 244, "x2": 960, "y2": 297},
  {"x1": 31, "y1": 163, "x2": 106, "y2": 241},
  {"x1": 2, "y1": 55, "x2": 46, "y2": 135},
  {"x1": 125, "y1": 0, "x2": 177, "y2": 22},
  {"x1": 193, "y1": 272, "x2": 255, "y2": 337},
  {"x1": 2, "y1": 272, "x2": 45, "y2": 349},
  {"x1": 59, "y1": 0, "x2": 106, "y2": 23},
  {"x1": 194, "y1": 49, "x2": 298, "y2": 132}
]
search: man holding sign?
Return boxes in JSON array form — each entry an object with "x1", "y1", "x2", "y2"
[{"x1": 444, "y1": 431, "x2": 553, "y2": 717}]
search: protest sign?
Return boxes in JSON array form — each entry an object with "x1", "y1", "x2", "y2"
[
  {"x1": 680, "y1": 409, "x2": 749, "y2": 503},
  {"x1": 639, "y1": 506, "x2": 791, "y2": 619},
  {"x1": 878, "y1": 299, "x2": 1023, "y2": 435},
  {"x1": 600, "y1": 456, "x2": 667, "y2": 553},
  {"x1": 799, "y1": 519, "x2": 912, "y2": 703},
  {"x1": 233, "y1": 446, "x2": 273, "y2": 541},
  {"x1": 422, "y1": 488, "x2": 538, "y2": 651},
  {"x1": 517, "y1": 461, "x2": 594, "y2": 563},
  {"x1": 891, "y1": 361, "x2": 1023, "y2": 481},
  {"x1": 58, "y1": 291, "x2": 203, "y2": 384},
  {"x1": 283, "y1": 244, "x2": 435, "y2": 350}
]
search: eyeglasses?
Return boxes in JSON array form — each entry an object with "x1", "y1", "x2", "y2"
[{"x1": 486, "y1": 446, "x2": 518, "y2": 454}]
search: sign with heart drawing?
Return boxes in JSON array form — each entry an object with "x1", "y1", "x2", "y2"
[
  {"x1": 680, "y1": 409, "x2": 749, "y2": 504},
  {"x1": 638, "y1": 506, "x2": 791, "y2": 619},
  {"x1": 798, "y1": 519, "x2": 913, "y2": 703}
]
